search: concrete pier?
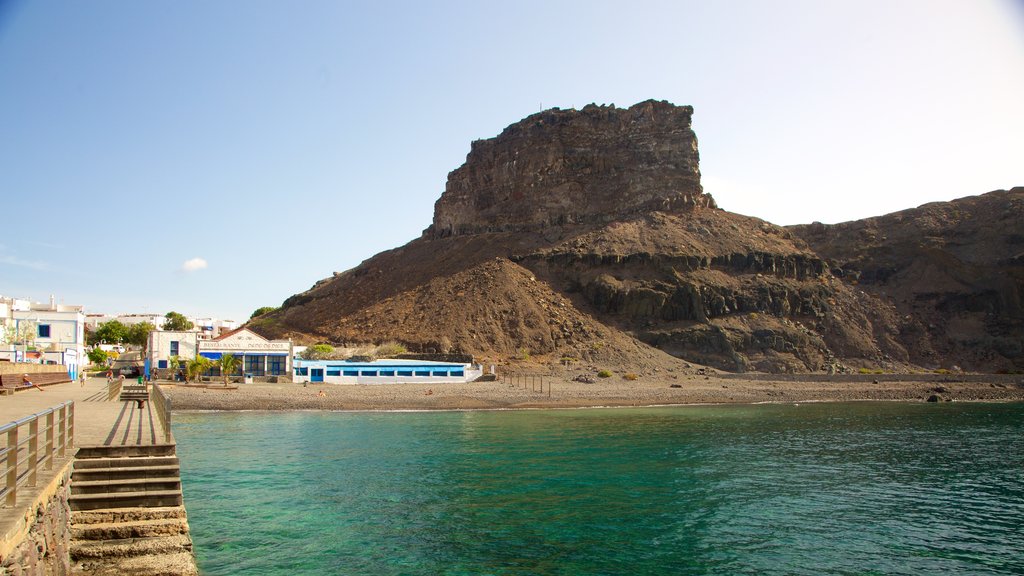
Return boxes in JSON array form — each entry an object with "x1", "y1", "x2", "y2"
[{"x1": 0, "y1": 376, "x2": 197, "y2": 575}]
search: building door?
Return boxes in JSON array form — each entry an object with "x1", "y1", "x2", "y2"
[{"x1": 311, "y1": 368, "x2": 324, "y2": 382}]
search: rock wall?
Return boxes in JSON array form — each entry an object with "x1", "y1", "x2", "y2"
[
  {"x1": 428, "y1": 100, "x2": 714, "y2": 238},
  {"x1": 0, "y1": 463, "x2": 72, "y2": 576}
]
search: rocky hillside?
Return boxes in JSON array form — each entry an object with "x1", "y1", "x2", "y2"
[
  {"x1": 251, "y1": 100, "x2": 1022, "y2": 373},
  {"x1": 790, "y1": 188, "x2": 1024, "y2": 372}
]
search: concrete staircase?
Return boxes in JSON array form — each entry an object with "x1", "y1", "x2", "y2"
[
  {"x1": 69, "y1": 444, "x2": 198, "y2": 576},
  {"x1": 119, "y1": 384, "x2": 150, "y2": 404}
]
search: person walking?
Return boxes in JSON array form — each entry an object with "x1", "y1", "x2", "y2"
[{"x1": 80, "y1": 371, "x2": 87, "y2": 387}]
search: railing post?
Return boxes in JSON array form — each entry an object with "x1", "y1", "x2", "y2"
[
  {"x1": 27, "y1": 419, "x2": 38, "y2": 487},
  {"x1": 6, "y1": 427, "x2": 18, "y2": 507},
  {"x1": 165, "y1": 394, "x2": 173, "y2": 443},
  {"x1": 45, "y1": 411, "x2": 55, "y2": 470},
  {"x1": 57, "y1": 405, "x2": 66, "y2": 459},
  {"x1": 67, "y1": 402, "x2": 75, "y2": 450}
]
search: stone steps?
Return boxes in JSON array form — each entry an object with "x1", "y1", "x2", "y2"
[
  {"x1": 69, "y1": 445, "x2": 198, "y2": 575},
  {"x1": 76, "y1": 444, "x2": 176, "y2": 459},
  {"x1": 75, "y1": 455, "x2": 179, "y2": 470},
  {"x1": 71, "y1": 551, "x2": 199, "y2": 576},
  {"x1": 73, "y1": 506, "x2": 188, "y2": 525},
  {"x1": 73, "y1": 464, "x2": 181, "y2": 482},
  {"x1": 70, "y1": 489, "x2": 184, "y2": 510},
  {"x1": 72, "y1": 517, "x2": 189, "y2": 540},
  {"x1": 72, "y1": 476, "x2": 182, "y2": 495},
  {"x1": 70, "y1": 533, "x2": 193, "y2": 559}
]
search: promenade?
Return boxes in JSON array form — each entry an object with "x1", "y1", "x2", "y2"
[{"x1": 0, "y1": 376, "x2": 162, "y2": 447}]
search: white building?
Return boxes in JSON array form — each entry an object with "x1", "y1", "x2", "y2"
[
  {"x1": 85, "y1": 313, "x2": 164, "y2": 331},
  {"x1": 149, "y1": 327, "x2": 292, "y2": 381},
  {"x1": 0, "y1": 294, "x2": 86, "y2": 378},
  {"x1": 89, "y1": 312, "x2": 239, "y2": 339}
]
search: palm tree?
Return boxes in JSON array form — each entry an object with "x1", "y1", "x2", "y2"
[
  {"x1": 186, "y1": 356, "x2": 212, "y2": 383},
  {"x1": 217, "y1": 353, "x2": 241, "y2": 386}
]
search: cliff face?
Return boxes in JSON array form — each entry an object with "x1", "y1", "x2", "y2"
[
  {"x1": 790, "y1": 188, "x2": 1024, "y2": 372},
  {"x1": 428, "y1": 100, "x2": 714, "y2": 238},
  {"x1": 253, "y1": 101, "x2": 1022, "y2": 374}
]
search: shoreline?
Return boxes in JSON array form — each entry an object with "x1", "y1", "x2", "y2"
[{"x1": 160, "y1": 375, "x2": 1024, "y2": 412}]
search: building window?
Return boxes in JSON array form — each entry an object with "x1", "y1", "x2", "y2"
[
  {"x1": 343, "y1": 370, "x2": 358, "y2": 376},
  {"x1": 158, "y1": 360, "x2": 168, "y2": 369},
  {"x1": 170, "y1": 341, "x2": 179, "y2": 356},
  {"x1": 37, "y1": 325, "x2": 51, "y2": 338},
  {"x1": 295, "y1": 367, "x2": 309, "y2": 376},
  {"x1": 268, "y1": 356, "x2": 285, "y2": 375},
  {"x1": 326, "y1": 370, "x2": 341, "y2": 376},
  {"x1": 397, "y1": 371, "x2": 413, "y2": 377},
  {"x1": 245, "y1": 355, "x2": 264, "y2": 376}
]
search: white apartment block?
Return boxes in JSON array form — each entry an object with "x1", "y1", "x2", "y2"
[{"x1": 0, "y1": 294, "x2": 86, "y2": 376}]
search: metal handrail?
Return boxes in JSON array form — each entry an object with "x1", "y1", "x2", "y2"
[
  {"x1": 151, "y1": 383, "x2": 172, "y2": 443},
  {"x1": 0, "y1": 401, "x2": 75, "y2": 507}
]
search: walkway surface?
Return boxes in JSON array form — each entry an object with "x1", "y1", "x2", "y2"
[{"x1": 0, "y1": 376, "x2": 162, "y2": 447}]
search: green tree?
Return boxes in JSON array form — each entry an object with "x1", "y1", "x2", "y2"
[
  {"x1": 87, "y1": 348, "x2": 108, "y2": 365},
  {"x1": 299, "y1": 344, "x2": 334, "y2": 360},
  {"x1": 162, "y1": 311, "x2": 194, "y2": 331},
  {"x1": 125, "y1": 322, "x2": 156, "y2": 356},
  {"x1": 93, "y1": 320, "x2": 129, "y2": 345},
  {"x1": 250, "y1": 306, "x2": 278, "y2": 319},
  {"x1": 186, "y1": 356, "x2": 212, "y2": 382},
  {"x1": 217, "y1": 353, "x2": 241, "y2": 386}
]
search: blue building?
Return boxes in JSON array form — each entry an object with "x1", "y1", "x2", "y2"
[{"x1": 293, "y1": 359, "x2": 482, "y2": 385}]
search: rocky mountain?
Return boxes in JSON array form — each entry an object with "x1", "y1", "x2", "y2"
[
  {"x1": 251, "y1": 100, "x2": 1022, "y2": 373},
  {"x1": 790, "y1": 188, "x2": 1024, "y2": 372}
]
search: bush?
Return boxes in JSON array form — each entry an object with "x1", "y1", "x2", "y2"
[
  {"x1": 858, "y1": 367, "x2": 872, "y2": 374},
  {"x1": 375, "y1": 341, "x2": 408, "y2": 358},
  {"x1": 597, "y1": 370, "x2": 612, "y2": 378},
  {"x1": 300, "y1": 344, "x2": 335, "y2": 360},
  {"x1": 87, "y1": 348, "x2": 108, "y2": 365},
  {"x1": 623, "y1": 373, "x2": 638, "y2": 381}
]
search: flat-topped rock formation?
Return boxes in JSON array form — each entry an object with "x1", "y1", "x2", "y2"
[
  {"x1": 428, "y1": 100, "x2": 714, "y2": 238},
  {"x1": 252, "y1": 101, "x2": 1022, "y2": 374}
]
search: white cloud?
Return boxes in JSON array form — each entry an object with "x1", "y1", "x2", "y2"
[{"x1": 181, "y1": 257, "x2": 208, "y2": 272}]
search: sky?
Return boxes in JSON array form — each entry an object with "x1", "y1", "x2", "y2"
[{"x1": 1, "y1": 0, "x2": 1022, "y2": 322}]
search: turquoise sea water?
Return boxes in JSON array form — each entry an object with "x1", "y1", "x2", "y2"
[{"x1": 173, "y1": 403, "x2": 1024, "y2": 575}]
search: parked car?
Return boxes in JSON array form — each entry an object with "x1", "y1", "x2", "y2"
[{"x1": 118, "y1": 366, "x2": 141, "y2": 378}]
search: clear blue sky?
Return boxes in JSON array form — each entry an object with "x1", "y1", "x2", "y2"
[{"x1": 2, "y1": 0, "x2": 1022, "y2": 321}]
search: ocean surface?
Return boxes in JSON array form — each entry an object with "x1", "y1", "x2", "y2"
[{"x1": 172, "y1": 403, "x2": 1024, "y2": 575}]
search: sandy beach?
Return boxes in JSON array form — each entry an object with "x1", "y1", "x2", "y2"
[{"x1": 160, "y1": 374, "x2": 1024, "y2": 411}]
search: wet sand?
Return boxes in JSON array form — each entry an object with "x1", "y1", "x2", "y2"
[{"x1": 161, "y1": 375, "x2": 1024, "y2": 411}]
